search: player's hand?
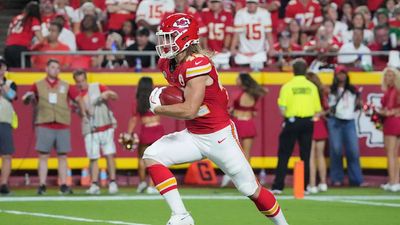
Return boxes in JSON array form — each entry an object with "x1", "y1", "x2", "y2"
[{"x1": 149, "y1": 87, "x2": 164, "y2": 113}]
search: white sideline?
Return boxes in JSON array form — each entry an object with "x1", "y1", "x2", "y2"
[
  {"x1": 0, "y1": 209, "x2": 150, "y2": 225},
  {"x1": 0, "y1": 195, "x2": 399, "y2": 202}
]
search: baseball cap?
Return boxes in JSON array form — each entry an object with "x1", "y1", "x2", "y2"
[{"x1": 334, "y1": 65, "x2": 348, "y2": 74}]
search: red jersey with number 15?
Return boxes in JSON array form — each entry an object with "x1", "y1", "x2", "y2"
[{"x1": 158, "y1": 54, "x2": 230, "y2": 134}]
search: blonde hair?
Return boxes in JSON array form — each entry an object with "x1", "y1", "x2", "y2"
[
  {"x1": 181, "y1": 44, "x2": 214, "y2": 63},
  {"x1": 382, "y1": 67, "x2": 400, "y2": 91}
]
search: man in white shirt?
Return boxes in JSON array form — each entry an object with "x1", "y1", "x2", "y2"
[
  {"x1": 230, "y1": 0, "x2": 274, "y2": 71},
  {"x1": 338, "y1": 28, "x2": 372, "y2": 70},
  {"x1": 42, "y1": 15, "x2": 77, "y2": 51}
]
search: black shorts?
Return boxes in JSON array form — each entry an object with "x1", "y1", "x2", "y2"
[{"x1": 0, "y1": 123, "x2": 15, "y2": 155}]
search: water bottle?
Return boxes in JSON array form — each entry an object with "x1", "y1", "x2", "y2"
[
  {"x1": 135, "y1": 57, "x2": 142, "y2": 72},
  {"x1": 259, "y1": 169, "x2": 267, "y2": 185}
]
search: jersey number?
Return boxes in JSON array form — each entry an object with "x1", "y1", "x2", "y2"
[
  {"x1": 245, "y1": 24, "x2": 261, "y2": 40},
  {"x1": 295, "y1": 13, "x2": 314, "y2": 26},
  {"x1": 149, "y1": 4, "x2": 163, "y2": 19},
  {"x1": 208, "y1": 23, "x2": 225, "y2": 41},
  {"x1": 10, "y1": 19, "x2": 23, "y2": 34}
]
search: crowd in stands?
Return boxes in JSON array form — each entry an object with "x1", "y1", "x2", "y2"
[{"x1": 4, "y1": 0, "x2": 400, "y2": 71}]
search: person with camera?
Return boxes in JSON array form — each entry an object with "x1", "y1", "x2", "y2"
[
  {"x1": 0, "y1": 59, "x2": 17, "y2": 195},
  {"x1": 327, "y1": 65, "x2": 364, "y2": 187},
  {"x1": 271, "y1": 59, "x2": 322, "y2": 194}
]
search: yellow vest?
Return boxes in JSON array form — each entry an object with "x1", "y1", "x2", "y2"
[{"x1": 35, "y1": 79, "x2": 71, "y2": 125}]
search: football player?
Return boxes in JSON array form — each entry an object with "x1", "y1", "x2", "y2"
[{"x1": 144, "y1": 13, "x2": 289, "y2": 225}]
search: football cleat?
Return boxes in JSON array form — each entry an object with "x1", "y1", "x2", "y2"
[{"x1": 166, "y1": 213, "x2": 194, "y2": 225}]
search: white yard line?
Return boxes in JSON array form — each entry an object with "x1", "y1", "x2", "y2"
[
  {"x1": 0, "y1": 195, "x2": 399, "y2": 202},
  {"x1": 336, "y1": 200, "x2": 400, "y2": 208},
  {"x1": 0, "y1": 209, "x2": 150, "y2": 225}
]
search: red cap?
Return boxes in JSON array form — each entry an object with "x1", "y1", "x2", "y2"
[{"x1": 335, "y1": 65, "x2": 348, "y2": 74}]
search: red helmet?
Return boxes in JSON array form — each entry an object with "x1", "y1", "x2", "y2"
[{"x1": 156, "y1": 13, "x2": 200, "y2": 59}]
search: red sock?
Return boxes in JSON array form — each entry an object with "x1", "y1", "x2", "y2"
[
  {"x1": 147, "y1": 164, "x2": 178, "y2": 195},
  {"x1": 252, "y1": 187, "x2": 281, "y2": 218}
]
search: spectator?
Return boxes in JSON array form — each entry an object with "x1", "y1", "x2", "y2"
[
  {"x1": 327, "y1": 66, "x2": 364, "y2": 187},
  {"x1": 106, "y1": 0, "x2": 138, "y2": 32},
  {"x1": 70, "y1": 0, "x2": 107, "y2": 11},
  {"x1": 191, "y1": 0, "x2": 207, "y2": 12},
  {"x1": 379, "y1": 67, "x2": 400, "y2": 192},
  {"x1": 374, "y1": 8, "x2": 390, "y2": 26},
  {"x1": 4, "y1": 1, "x2": 43, "y2": 68},
  {"x1": 355, "y1": 5, "x2": 374, "y2": 29},
  {"x1": 31, "y1": 21, "x2": 71, "y2": 69},
  {"x1": 201, "y1": 0, "x2": 234, "y2": 69},
  {"x1": 99, "y1": 32, "x2": 129, "y2": 69},
  {"x1": 263, "y1": 0, "x2": 281, "y2": 33},
  {"x1": 338, "y1": 28, "x2": 372, "y2": 70},
  {"x1": 327, "y1": 2, "x2": 348, "y2": 42},
  {"x1": 305, "y1": 71, "x2": 329, "y2": 194},
  {"x1": 369, "y1": 25, "x2": 396, "y2": 70},
  {"x1": 273, "y1": 30, "x2": 302, "y2": 71},
  {"x1": 126, "y1": 28, "x2": 156, "y2": 68},
  {"x1": 163, "y1": 0, "x2": 207, "y2": 37},
  {"x1": 135, "y1": 0, "x2": 174, "y2": 42},
  {"x1": 272, "y1": 59, "x2": 322, "y2": 194},
  {"x1": 76, "y1": 15, "x2": 106, "y2": 50},
  {"x1": 288, "y1": 19, "x2": 308, "y2": 46},
  {"x1": 121, "y1": 20, "x2": 136, "y2": 47},
  {"x1": 42, "y1": 15, "x2": 77, "y2": 51},
  {"x1": 221, "y1": 73, "x2": 267, "y2": 187},
  {"x1": 22, "y1": 59, "x2": 86, "y2": 195},
  {"x1": 72, "y1": 2, "x2": 103, "y2": 34},
  {"x1": 231, "y1": 0, "x2": 274, "y2": 71},
  {"x1": 340, "y1": 1, "x2": 353, "y2": 27},
  {"x1": 73, "y1": 69, "x2": 119, "y2": 195},
  {"x1": 125, "y1": 77, "x2": 164, "y2": 194},
  {"x1": 385, "y1": 0, "x2": 398, "y2": 19},
  {"x1": 284, "y1": 0, "x2": 323, "y2": 34},
  {"x1": 389, "y1": 6, "x2": 400, "y2": 46},
  {"x1": 54, "y1": 0, "x2": 75, "y2": 23},
  {"x1": 0, "y1": 59, "x2": 17, "y2": 195},
  {"x1": 342, "y1": 13, "x2": 374, "y2": 44},
  {"x1": 40, "y1": 0, "x2": 58, "y2": 31},
  {"x1": 304, "y1": 25, "x2": 341, "y2": 72}
]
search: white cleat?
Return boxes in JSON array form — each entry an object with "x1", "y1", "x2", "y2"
[
  {"x1": 145, "y1": 186, "x2": 159, "y2": 194},
  {"x1": 166, "y1": 213, "x2": 194, "y2": 225},
  {"x1": 86, "y1": 184, "x2": 101, "y2": 195},
  {"x1": 137, "y1": 181, "x2": 148, "y2": 193},
  {"x1": 271, "y1": 189, "x2": 282, "y2": 195},
  {"x1": 108, "y1": 181, "x2": 119, "y2": 194},
  {"x1": 318, "y1": 183, "x2": 328, "y2": 192},
  {"x1": 389, "y1": 183, "x2": 400, "y2": 192},
  {"x1": 220, "y1": 175, "x2": 231, "y2": 187},
  {"x1": 307, "y1": 186, "x2": 319, "y2": 194},
  {"x1": 381, "y1": 183, "x2": 391, "y2": 191}
]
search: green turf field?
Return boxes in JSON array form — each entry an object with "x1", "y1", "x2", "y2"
[{"x1": 0, "y1": 187, "x2": 399, "y2": 225}]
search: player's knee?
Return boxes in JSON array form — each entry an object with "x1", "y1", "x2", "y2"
[{"x1": 236, "y1": 181, "x2": 259, "y2": 197}]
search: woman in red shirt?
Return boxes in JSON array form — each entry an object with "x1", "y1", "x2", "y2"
[
  {"x1": 379, "y1": 67, "x2": 400, "y2": 192},
  {"x1": 125, "y1": 77, "x2": 164, "y2": 194},
  {"x1": 4, "y1": 1, "x2": 44, "y2": 68},
  {"x1": 221, "y1": 73, "x2": 267, "y2": 187}
]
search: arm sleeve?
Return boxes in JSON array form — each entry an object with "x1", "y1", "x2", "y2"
[
  {"x1": 277, "y1": 85, "x2": 288, "y2": 108},
  {"x1": 184, "y1": 56, "x2": 212, "y2": 82},
  {"x1": 234, "y1": 11, "x2": 245, "y2": 33}
]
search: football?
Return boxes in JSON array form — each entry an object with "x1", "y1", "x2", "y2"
[{"x1": 159, "y1": 86, "x2": 185, "y2": 105}]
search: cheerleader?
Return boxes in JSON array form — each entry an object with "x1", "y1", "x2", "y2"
[
  {"x1": 379, "y1": 67, "x2": 400, "y2": 192},
  {"x1": 221, "y1": 73, "x2": 267, "y2": 187},
  {"x1": 306, "y1": 72, "x2": 329, "y2": 194},
  {"x1": 126, "y1": 77, "x2": 164, "y2": 194}
]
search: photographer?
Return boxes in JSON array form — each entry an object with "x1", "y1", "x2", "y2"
[
  {"x1": 327, "y1": 66, "x2": 364, "y2": 187},
  {"x1": 0, "y1": 59, "x2": 17, "y2": 195}
]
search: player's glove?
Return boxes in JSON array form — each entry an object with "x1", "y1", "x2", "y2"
[
  {"x1": 149, "y1": 87, "x2": 164, "y2": 113},
  {"x1": 118, "y1": 132, "x2": 139, "y2": 151}
]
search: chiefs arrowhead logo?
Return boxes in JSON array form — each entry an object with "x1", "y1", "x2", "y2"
[{"x1": 173, "y1": 18, "x2": 190, "y2": 28}]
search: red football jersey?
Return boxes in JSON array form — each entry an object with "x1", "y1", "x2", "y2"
[
  {"x1": 6, "y1": 14, "x2": 41, "y2": 47},
  {"x1": 158, "y1": 55, "x2": 231, "y2": 134},
  {"x1": 284, "y1": 0, "x2": 322, "y2": 26},
  {"x1": 76, "y1": 32, "x2": 106, "y2": 50},
  {"x1": 163, "y1": 7, "x2": 207, "y2": 36},
  {"x1": 201, "y1": 8, "x2": 234, "y2": 52}
]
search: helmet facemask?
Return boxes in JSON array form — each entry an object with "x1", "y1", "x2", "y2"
[{"x1": 156, "y1": 30, "x2": 181, "y2": 59}]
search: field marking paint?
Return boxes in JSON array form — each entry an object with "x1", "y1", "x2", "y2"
[
  {"x1": 336, "y1": 200, "x2": 400, "y2": 208},
  {"x1": 305, "y1": 196, "x2": 400, "y2": 208},
  {"x1": 0, "y1": 195, "x2": 400, "y2": 202},
  {"x1": 0, "y1": 209, "x2": 150, "y2": 225}
]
